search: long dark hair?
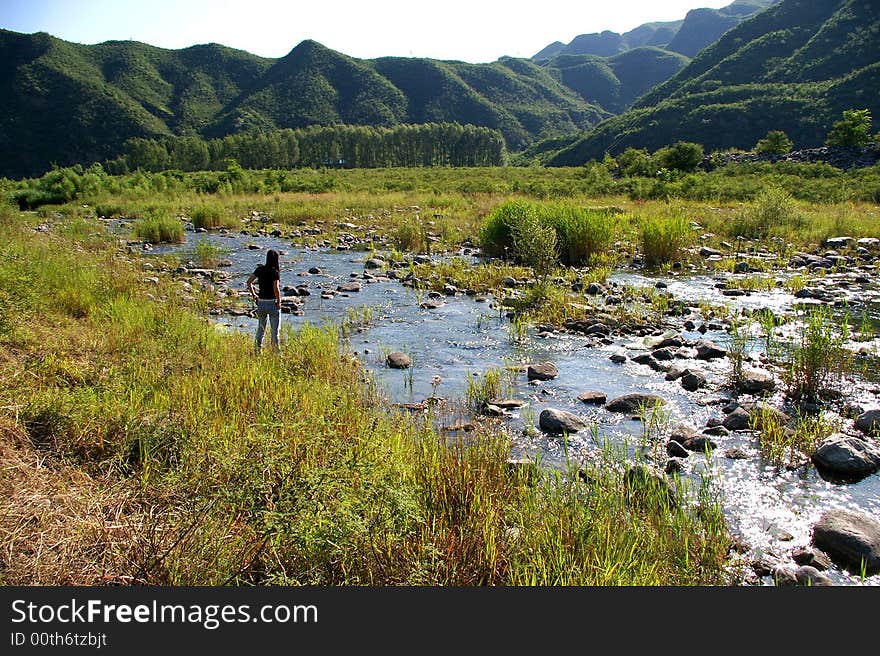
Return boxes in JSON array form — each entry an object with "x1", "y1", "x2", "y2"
[{"x1": 265, "y1": 249, "x2": 279, "y2": 272}]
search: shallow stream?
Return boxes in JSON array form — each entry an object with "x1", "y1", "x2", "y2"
[{"x1": 147, "y1": 227, "x2": 880, "y2": 586}]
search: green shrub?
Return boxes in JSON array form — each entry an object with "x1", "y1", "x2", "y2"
[
  {"x1": 639, "y1": 214, "x2": 691, "y2": 266},
  {"x1": 754, "y1": 130, "x2": 793, "y2": 155},
  {"x1": 542, "y1": 204, "x2": 616, "y2": 266},
  {"x1": 727, "y1": 187, "x2": 800, "y2": 239},
  {"x1": 133, "y1": 209, "x2": 184, "y2": 243},
  {"x1": 655, "y1": 141, "x2": 704, "y2": 173},
  {"x1": 190, "y1": 204, "x2": 236, "y2": 230},
  {"x1": 479, "y1": 200, "x2": 536, "y2": 258},
  {"x1": 826, "y1": 109, "x2": 873, "y2": 147}
]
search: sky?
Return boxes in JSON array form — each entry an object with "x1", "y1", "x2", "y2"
[{"x1": 0, "y1": 0, "x2": 735, "y2": 62}]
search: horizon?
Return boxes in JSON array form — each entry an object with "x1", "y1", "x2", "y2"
[{"x1": 1, "y1": 0, "x2": 735, "y2": 63}]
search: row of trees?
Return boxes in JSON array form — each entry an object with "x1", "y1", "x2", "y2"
[{"x1": 106, "y1": 123, "x2": 506, "y2": 174}]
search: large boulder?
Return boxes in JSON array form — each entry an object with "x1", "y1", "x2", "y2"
[
  {"x1": 812, "y1": 509, "x2": 880, "y2": 575},
  {"x1": 811, "y1": 434, "x2": 880, "y2": 479},
  {"x1": 538, "y1": 408, "x2": 587, "y2": 434},
  {"x1": 527, "y1": 362, "x2": 559, "y2": 381},
  {"x1": 854, "y1": 409, "x2": 880, "y2": 436},
  {"x1": 605, "y1": 393, "x2": 666, "y2": 414}
]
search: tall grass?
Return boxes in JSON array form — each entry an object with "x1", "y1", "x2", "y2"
[
  {"x1": 189, "y1": 204, "x2": 238, "y2": 230},
  {"x1": 132, "y1": 209, "x2": 184, "y2": 243},
  {"x1": 639, "y1": 214, "x2": 691, "y2": 267},
  {"x1": 782, "y1": 306, "x2": 851, "y2": 404}
]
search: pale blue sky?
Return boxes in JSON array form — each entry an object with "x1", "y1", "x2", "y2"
[{"x1": 0, "y1": 0, "x2": 735, "y2": 62}]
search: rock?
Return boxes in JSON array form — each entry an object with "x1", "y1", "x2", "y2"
[
  {"x1": 681, "y1": 371, "x2": 707, "y2": 392},
  {"x1": 733, "y1": 261, "x2": 750, "y2": 274},
  {"x1": 419, "y1": 299, "x2": 445, "y2": 309},
  {"x1": 665, "y1": 365, "x2": 686, "y2": 381},
  {"x1": 823, "y1": 237, "x2": 854, "y2": 249},
  {"x1": 699, "y1": 247, "x2": 722, "y2": 257},
  {"x1": 605, "y1": 393, "x2": 666, "y2": 414},
  {"x1": 771, "y1": 566, "x2": 799, "y2": 586},
  {"x1": 811, "y1": 434, "x2": 880, "y2": 479},
  {"x1": 308, "y1": 266, "x2": 322, "y2": 274},
  {"x1": 723, "y1": 407, "x2": 752, "y2": 431},
  {"x1": 738, "y1": 368, "x2": 776, "y2": 394},
  {"x1": 795, "y1": 565, "x2": 834, "y2": 586},
  {"x1": 695, "y1": 340, "x2": 727, "y2": 360},
  {"x1": 812, "y1": 509, "x2": 880, "y2": 575},
  {"x1": 527, "y1": 362, "x2": 559, "y2": 381},
  {"x1": 667, "y1": 440, "x2": 689, "y2": 458},
  {"x1": 609, "y1": 354, "x2": 627, "y2": 364},
  {"x1": 724, "y1": 447, "x2": 749, "y2": 459},
  {"x1": 651, "y1": 347, "x2": 676, "y2": 361},
  {"x1": 703, "y1": 425, "x2": 729, "y2": 437},
  {"x1": 792, "y1": 547, "x2": 832, "y2": 571},
  {"x1": 577, "y1": 391, "x2": 606, "y2": 405},
  {"x1": 665, "y1": 458, "x2": 684, "y2": 474},
  {"x1": 386, "y1": 352, "x2": 413, "y2": 369},
  {"x1": 337, "y1": 282, "x2": 362, "y2": 293},
  {"x1": 501, "y1": 276, "x2": 517, "y2": 288},
  {"x1": 364, "y1": 257, "x2": 386, "y2": 269},
  {"x1": 854, "y1": 409, "x2": 880, "y2": 435},
  {"x1": 624, "y1": 464, "x2": 678, "y2": 508},
  {"x1": 539, "y1": 408, "x2": 587, "y2": 434}
]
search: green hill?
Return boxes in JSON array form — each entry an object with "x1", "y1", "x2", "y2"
[
  {"x1": 0, "y1": 31, "x2": 606, "y2": 178},
  {"x1": 543, "y1": 48, "x2": 691, "y2": 114},
  {"x1": 546, "y1": 0, "x2": 880, "y2": 165}
]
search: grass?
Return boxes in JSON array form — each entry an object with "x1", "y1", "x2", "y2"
[
  {"x1": 781, "y1": 305, "x2": 852, "y2": 405},
  {"x1": 189, "y1": 203, "x2": 238, "y2": 230},
  {"x1": 132, "y1": 208, "x2": 184, "y2": 243},
  {"x1": 0, "y1": 208, "x2": 732, "y2": 585},
  {"x1": 639, "y1": 214, "x2": 692, "y2": 267}
]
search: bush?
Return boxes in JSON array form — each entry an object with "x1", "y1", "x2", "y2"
[
  {"x1": 542, "y1": 204, "x2": 617, "y2": 266},
  {"x1": 655, "y1": 141, "x2": 704, "y2": 173},
  {"x1": 189, "y1": 204, "x2": 236, "y2": 230},
  {"x1": 826, "y1": 109, "x2": 873, "y2": 147},
  {"x1": 639, "y1": 214, "x2": 691, "y2": 267},
  {"x1": 754, "y1": 130, "x2": 793, "y2": 155},
  {"x1": 133, "y1": 209, "x2": 184, "y2": 243},
  {"x1": 727, "y1": 187, "x2": 800, "y2": 239},
  {"x1": 479, "y1": 200, "x2": 536, "y2": 258}
]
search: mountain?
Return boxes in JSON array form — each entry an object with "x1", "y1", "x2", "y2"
[
  {"x1": 0, "y1": 30, "x2": 606, "y2": 178},
  {"x1": 541, "y1": 47, "x2": 691, "y2": 114},
  {"x1": 533, "y1": 0, "x2": 777, "y2": 60},
  {"x1": 546, "y1": 0, "x2": 880, "y2": 166}
]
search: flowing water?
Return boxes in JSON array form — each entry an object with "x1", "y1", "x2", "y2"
[{"x1": 146, "y1": 227, "x2": 880, "y2": 586}]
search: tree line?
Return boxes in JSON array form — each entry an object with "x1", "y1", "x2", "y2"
[{"x1": 105, "y1": 123, "x2": 507, "y2": 173}]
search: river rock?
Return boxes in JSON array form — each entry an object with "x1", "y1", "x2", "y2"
[
  {"x1": 386, "y1": 352, "x2": 413, "y2": 369},
  {"x1": 539, "y1": 408, "x2": 587, "y2": 434},
  {"x1": 337, "y1": 282, "x2": 362, "y2": 293},
  {"x1": 577, "y1": 391, "x2": 606, "y2": 405},
  {"x1": 723, "y1": 407, "x2": 752, "y2": 431},
  {"x1": 854, "y1": 409, "x2": 880, "y2": 435},
  {"x1": 527, "y1": 362, "x2": 559, "y2": 381},
  {"x1": 609, "y1": 354, "x2": 627, "y2": 364},
  {"x1": 680, "y1": 370, "x2": 707, "y2": 392},
  {"x1": 812, "y1": 509, "x2": 880, "y2": 575},
  {"x1": 364, "y1": 257, "x2": 386, "y2": 269},
  {"x1": 811, "y1": 434, "x2": 880, "y2": 478},
  {"x1": 695, "y1": 340, "x2": 727, "y2": 360},
  {"x1": 792, "y1": 547, "x2": 832, "y2": 571},
  {"x1": 605, "y1": 393, "x2": 666, "y2": 414},
  {"x1": 667, "y1": 440, "x2": 689, "y2": 458},
  {"x1": 737, "y1": 368, "x2": 776, "y2": 394},
  {"x1": 795, "y1": 565, "x2": 834, "y2": 586}
]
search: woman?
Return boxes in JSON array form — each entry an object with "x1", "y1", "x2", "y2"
[{"x1": 246, "y1": 249, "x2": 281, "y2": 352}]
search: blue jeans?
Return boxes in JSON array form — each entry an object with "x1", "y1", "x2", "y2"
[{"x1": 255, "y1": 299, "x2": 280, "y2": 351}]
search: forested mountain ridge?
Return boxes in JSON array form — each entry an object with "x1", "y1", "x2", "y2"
[
  {"x1": 0, "y1": 31, "x2": 607, "y2": 178},
  {"x1": 545, "y1": 0, "x2": 880, "y2": 166}
]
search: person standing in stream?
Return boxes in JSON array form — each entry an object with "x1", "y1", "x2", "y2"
[{"x1": 246, "y1": 249, "x2": 282, "y2": 353}]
